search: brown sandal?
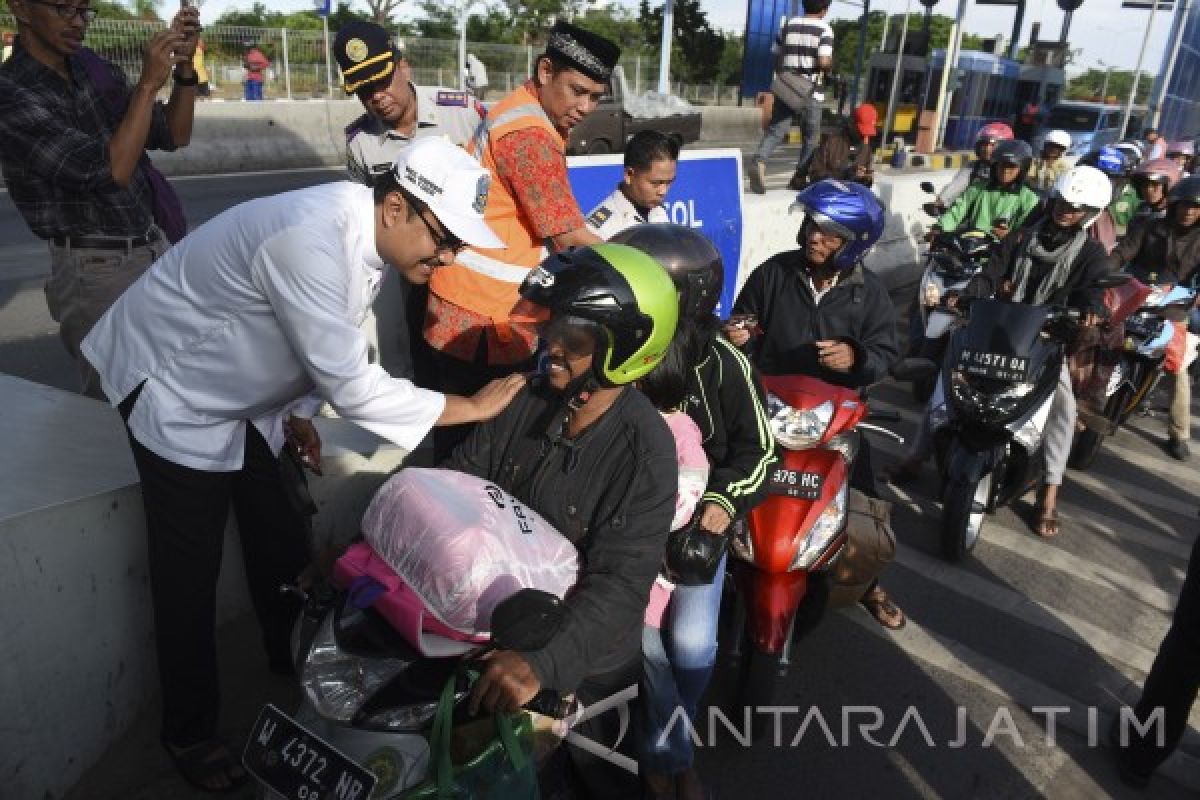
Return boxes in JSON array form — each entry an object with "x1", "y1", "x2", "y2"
[
  {"x1": 860, "y1": 585, "x2": 907, "y2": 630},
  {"x1": 1034, "y1": 506, "x2": 1059, "y2": 538}
]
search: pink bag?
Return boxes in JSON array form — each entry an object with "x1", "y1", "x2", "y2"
[{"x1": 333, "y1": 541, "x2": 487, "y2": 657}]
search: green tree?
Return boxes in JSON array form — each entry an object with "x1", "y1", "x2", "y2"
[
  {"x1": 637, "y1": 0, "x2": 726, "y2": 83},
  {"x1": 1066, "y1": 68, "x2": 1152, "y2": 105}
]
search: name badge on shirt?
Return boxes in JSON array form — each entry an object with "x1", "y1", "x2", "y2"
[
  {"x1": 588, "y1": 206, "x2": 612, "y2": 227},
  {"x1": 436, "y1": 91, "x2": 469, "y2": 107}
]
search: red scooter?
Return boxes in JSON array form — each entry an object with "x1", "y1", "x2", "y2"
[{"x1": 728, "y1": 373, "x2": 900, "y2": 715}]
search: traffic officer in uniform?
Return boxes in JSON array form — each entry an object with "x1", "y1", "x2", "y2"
[
  {"x1": 334, "y1": 21, "x2": 484, "y2": 183},
  {"x1": 586, "y1": 129, "x2": 677, "y2": 239},
  {"x1": 425, "y1": 21, "x2": 620, "y2": 458},
  {"x1": 334, "y1": 21, "x2": 486, "y2": 388},
  {"x1": 80, "y1": 138, "x2": 525, "y2": 793}
]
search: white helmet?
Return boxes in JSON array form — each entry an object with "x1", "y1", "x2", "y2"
[
  {"x1": 1051, "y1": 165, "x2": 1113, "y2": 229},
  {"x1": 1044, "y1": 129, "x2": 1072, "y2": 150}
]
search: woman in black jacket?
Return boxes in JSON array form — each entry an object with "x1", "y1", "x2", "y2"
[{"x1": 447, "y1": 243, "x2": 680, "y2": 800}]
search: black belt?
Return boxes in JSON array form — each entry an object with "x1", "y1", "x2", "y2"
[{"x1": 52, "y1": 230, "x2": 160, "y2": 250}]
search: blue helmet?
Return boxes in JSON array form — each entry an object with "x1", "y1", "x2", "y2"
[
  {"x1": 1081, "y1": 146, "x2": 1131, "y2": 178},
  {"x1": 792, "y1": 179, "x2": 886, "y2": 269}
]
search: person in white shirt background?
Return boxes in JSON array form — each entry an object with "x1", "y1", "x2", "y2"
[
  {"x1": 586, "y1": 129, "x2": 678, "y2": 239},
  {"x1": 81, "y1": 137, "x2": 525, "y2": 793}
]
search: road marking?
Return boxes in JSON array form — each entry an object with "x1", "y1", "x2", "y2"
[
  {"x1": 1068, "y1": 470, "x2": 1199, "y2": 532},
  {"x1": 893, "y1": 545, "x2": 1164, "y2": 675},
  {"x1": 841, "y1": 610, "x2": 1200, "y2": 792},
  {"x1": 881, "y1": 488, "x2": 1185, "y2": 612}
]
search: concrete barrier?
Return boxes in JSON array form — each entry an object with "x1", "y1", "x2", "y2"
[
  {"x1": 0, "y1": 375, "x2": 406, "y2": 799},
  {"x1": 735, "y1": 168, "x2": 957, "y2": 298},
  {"x1": 146, "y1": 102, "x2": 761, "y2": 176},
  {"x1": 697, "y1": 106, "x2": 762, "y2": 144},
  {"x1": 151, "y1": 99, "x2": 363, "y2": 177}
]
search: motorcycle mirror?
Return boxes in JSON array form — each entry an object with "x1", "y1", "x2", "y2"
[
  {"x1": 891, "y1": 358, "x2": 939, "y2": 382},
  {"x1": 922, "y1": 202, "x2": 940, "y2": 218},
  {"x1": 490, "y1": 588, "x2": 565, "y2": 652},
  {"x1": 920, "y1": 181, "x2": 936, "y2": 194},
  {"x1": 1093, "y1": 274, "x2": 1131, "y2": 289}
]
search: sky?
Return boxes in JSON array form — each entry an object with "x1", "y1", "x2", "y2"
[{"x1": 189, "y1": 0, "x2": 1177, "y2": 72}]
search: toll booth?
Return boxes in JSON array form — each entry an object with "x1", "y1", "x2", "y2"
[
  {"x1": 866, "y1": 53, "x2": 930, "y2": 139},
  {"x1": 929, "y1": 50, "x2": 1021, "y2": 150}
]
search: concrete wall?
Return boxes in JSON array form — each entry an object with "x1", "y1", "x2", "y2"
[
  {"x1": 0, "y1": 376, "x2": 407, "y2": 799},
  {"x1": 148, "y1": 101, "x2": 762, "y2": 176}
]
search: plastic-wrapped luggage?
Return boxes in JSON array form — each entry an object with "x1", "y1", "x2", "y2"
[{"x1": 360, "y1": 468, "x2": 580, "y2": 640}]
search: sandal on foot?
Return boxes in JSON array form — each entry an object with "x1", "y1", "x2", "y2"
[
  {"x1": 860, "y1": 585, "x2": 907, "y2": 630},
  {"x1": 162, "y1": 738, "x2": 247, "y2": 794},
  {"x1": 1034, "y1": 506, "x2": 1059, "y2": 538}
]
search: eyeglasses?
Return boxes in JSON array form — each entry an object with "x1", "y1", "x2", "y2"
[
  {"x1": 416, "y1": 207, "x2": 464, "y2": 255},
  {"x1": 26, "y1": 0, "x2": 98, "y2": 22}
]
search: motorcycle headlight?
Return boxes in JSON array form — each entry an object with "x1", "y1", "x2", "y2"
[
  {"x1": 767, "y1": 395, "x2": 834, "y2": 450},
  {"x1": 789, "y1": 482, "x2": 848, "y2": 571},
  {"x1": 301, "y1": 612, "x2": 410, "y2": 723},
  {"x1": 948, "y1": 371, "x2": 1034, "y2": 421}
]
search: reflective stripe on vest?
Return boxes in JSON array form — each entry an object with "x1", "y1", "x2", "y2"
[{"x1": 457, "y1": 247, "x2": 547, "y2": 284}]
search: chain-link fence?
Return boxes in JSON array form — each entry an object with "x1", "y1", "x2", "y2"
[{"x1": 0, "y1": 15, "x2": 742, "y2": 105}]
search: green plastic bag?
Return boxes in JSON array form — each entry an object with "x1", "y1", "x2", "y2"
[{"x1": 399, "y1": 672, "x2": 540, "y2": 800}]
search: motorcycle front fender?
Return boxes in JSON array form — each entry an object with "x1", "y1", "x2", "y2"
[
  {"x1": 732, "y1": 564, "x2": 809, "y2": 656},
  {"x1": 945, "y1": 437, "x2": 1002, "y2": 486}
]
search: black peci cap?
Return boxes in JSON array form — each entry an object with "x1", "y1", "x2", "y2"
[
  {"x1": 334, "y1": 21, "x2": 398, "y2": 94},
  {"x1": 544, "y1": 21, "x2": 621, "y2": 82}
]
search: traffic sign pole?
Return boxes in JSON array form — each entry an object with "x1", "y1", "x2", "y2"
[{"x1": 1120, "y1": 0, "x2": 1161, "y2": 138}]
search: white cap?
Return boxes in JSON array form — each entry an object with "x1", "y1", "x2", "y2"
[
  {"x1": 389, "y1": 137, "x2": 504, "y2": 250},
  {"x1": 1044, "y1": 129, "x2": 1072, "y2": 149}
]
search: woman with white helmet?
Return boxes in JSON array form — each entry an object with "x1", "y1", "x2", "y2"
[
  {"x1": 1028, "y1": 129, "x2": 1073, "y2": 195},
  {"x1": 888, "y1": 166, "x2": 1114, "y2": 538}
]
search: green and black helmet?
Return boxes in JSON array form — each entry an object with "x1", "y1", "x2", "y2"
[{"x1": 520, "y1": 243, "x2": 679, "y2": 386}]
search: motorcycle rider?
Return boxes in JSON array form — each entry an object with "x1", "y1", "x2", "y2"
[
  {"x1": 1077, "y1": 146, "x2": 1133, "y2": 252},
  {"x1": 931, "y1": 139, "x2": 1040, "y2": 243},
  {"x1": 889, "y1": 166, "x2": 1115, "y2": 538},
  {"x1": 610, "y1": 224, "x2": 776, "y2": 799},
  {"x1": 728, "y1": 180, "x2": 906, "y2": 628},
  {"x1": 1027, "y1": 129, "x2": 1072, "y2": 195},
  {"x1": 1129, "y1": 158, "x2": 1184, "y2": 223},
  {"x1": 1166, "y1": 140, "x2": 1195, "y2": 175},
  {"x1": 1108, "y1": 175, "x2": 1200, "y2": 461},
  {"x1": 444, "y1": 243, "x2": 679, "y2": 799},
  {"x1": 934, "y1": 122, "x2": 1014, "y2": 211}
]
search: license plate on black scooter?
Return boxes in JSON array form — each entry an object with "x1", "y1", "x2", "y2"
[
  {"x1": 767, "y1": 467, "x2": 824, "y2": 499},
  {"x1": 243, "y1": 704, "x2": 377, "y2": 800},
  {"x1": 957, "y1": 349, "x2": 1030, "y2": 382}
]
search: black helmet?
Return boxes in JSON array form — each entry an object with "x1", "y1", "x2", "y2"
[
  {"x1": 990, "y1": 139, "x2": 1034, "y2": 184},
  {"x1": 520, "y1": 244, "x2": 679, "y2": 387},
  {"x1": 609, "y1": 224, "x2": 724, "y2": 320},
  {"x1": 1168, "y1": 174, "x2": 1200, "y2": 208}
]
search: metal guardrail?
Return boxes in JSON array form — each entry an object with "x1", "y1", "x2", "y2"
[{"x1": 0, "y1": 15, "x2": 742, "y2": 105}]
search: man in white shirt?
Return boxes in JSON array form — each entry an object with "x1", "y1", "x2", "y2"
[
  {"x1": 81, "y1": 137, "x2": 524, "y2": 793},
  {"x1": 586, "y1": 130, "x2": 676, "y2": 239}
]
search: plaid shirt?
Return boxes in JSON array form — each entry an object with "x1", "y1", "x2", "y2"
[{"x1": 0, "y1": 39, "x2": 176, "y2": 239}]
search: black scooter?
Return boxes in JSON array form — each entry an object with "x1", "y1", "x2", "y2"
[{"x1": 901, "y1": 281, "x2": 1124, "y2": 561}]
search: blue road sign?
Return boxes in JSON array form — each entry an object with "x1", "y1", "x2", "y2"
[{"x1": 567, "y1": 149, "x2": 745, "y2": 317}]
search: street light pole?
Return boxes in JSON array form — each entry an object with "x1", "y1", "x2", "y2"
[
  {"x1": 1119, "y1": 0, "x2": 1160, "y2": 139},
  {"x1": 850, "y1": 0, "x2": 871, "y2": 109},
  {"x1": 881, "y1": 0, "x2": 914, "y2": 149},
  {"x1": 1097, "y1": 61, "x2": 1111, "y2": 103},
  {"x1": 657, "y1": 0, "x2": 674, "y2": 94},
  {"x1": 933, "y1": 0, "x2": 968, "y2": 150}
]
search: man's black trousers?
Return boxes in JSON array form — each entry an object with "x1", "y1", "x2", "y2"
[{"x1": 121, "y1": 391, "x2": 308, "y2": 747}]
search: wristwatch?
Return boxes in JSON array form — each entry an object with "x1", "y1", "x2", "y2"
[{"x1": 173, "y1": 68, "x2": 199, "y2": 87}]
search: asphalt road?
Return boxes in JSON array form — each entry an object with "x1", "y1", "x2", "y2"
[{"x1": 4, "y1": 159, "x2": 1198, "y2": 799}]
